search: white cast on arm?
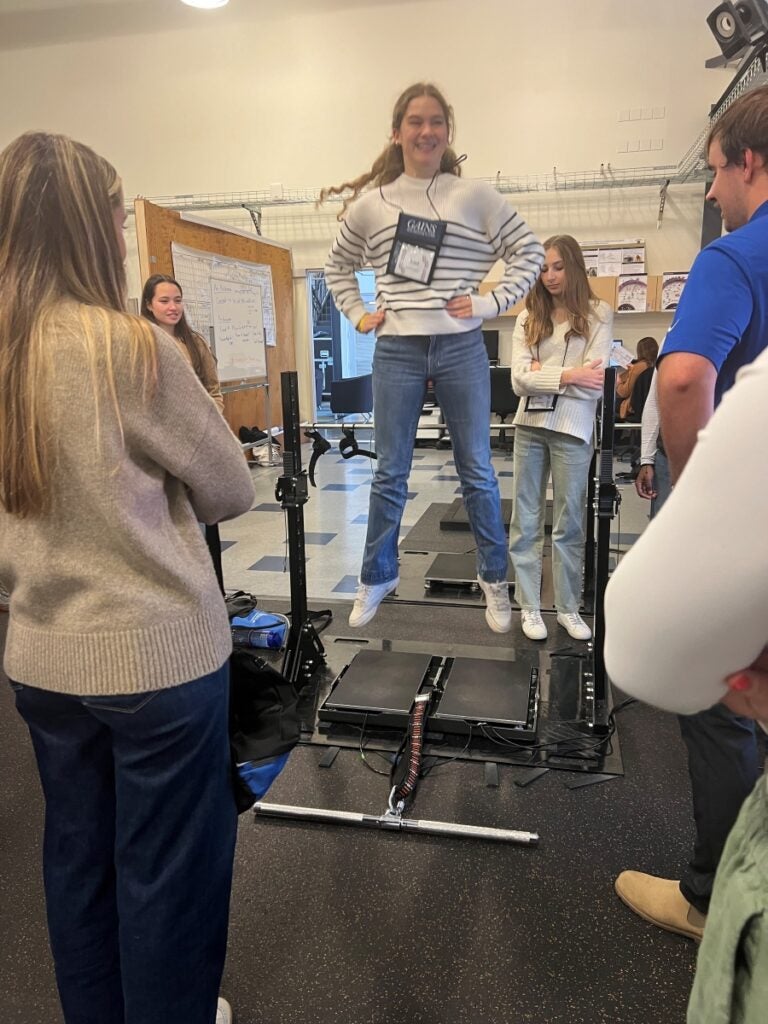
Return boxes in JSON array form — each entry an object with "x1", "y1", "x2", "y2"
[{"x1": 604, "y1": 348, "x2": 768, "y2": 714}]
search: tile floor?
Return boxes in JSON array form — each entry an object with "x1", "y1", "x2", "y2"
[{"x1": 220, "y1": 438, "x2": 650, "y2": 604}]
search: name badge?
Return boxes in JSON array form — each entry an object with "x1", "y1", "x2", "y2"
[
  {"x1": 525, "y1": 394, "x2": 559, "y2": 412},
  {"x1": 387, "y1": 212, "x2": 447, "y2": 285}
]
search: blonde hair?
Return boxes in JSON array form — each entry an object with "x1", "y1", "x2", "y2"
[
  {"x1": 524, "y1": 235, "x2": 597, "y2": 349},
  {"x1": 319, "y1": 82, "x2": 462, "y2": 217},
  {"x1": 0, "y1": 131, "x2": 157, "y2": 517}
]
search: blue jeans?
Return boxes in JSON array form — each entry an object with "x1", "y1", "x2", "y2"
[
  {"x1": 362, "y1": 330, "x2": 507, "y2": 584},
  {"x1": 11, "y1": 666, "x2": 236, "y2": 1024},
  {"x1": 509, "y1": 425, "x2": 593, "y2": 613}
]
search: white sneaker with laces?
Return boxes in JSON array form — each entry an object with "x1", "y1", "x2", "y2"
[
  {"x1": 216, "y1": 997, "x2": 233, "y2": 1024},
  {"x1": 557, "y1": 611, "x2": 592, "y2": 641},
  {"x1": 521, "y1": 609, "x2": 547, "y2": 641},
  {"x1": 476, "y1": 576, "x2": 512, "y2": 633},
  {"x1": 349, "y1": 576, "x2": 399, "y2": 628}
]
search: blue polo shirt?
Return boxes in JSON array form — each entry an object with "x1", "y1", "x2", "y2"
[{"x1": 660, "y1": 200, "x2": 768, "y2": 406}]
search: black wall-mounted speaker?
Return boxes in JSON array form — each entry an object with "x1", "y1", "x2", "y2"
[
  {"x1": 707, "y1": 1, "x2": 768, "y2": 59},
  {"x1": 734, "y1": 0, "x2": 768, "y2": 38}
]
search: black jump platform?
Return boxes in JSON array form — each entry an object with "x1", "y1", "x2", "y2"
[
  {"x1": 440, "y1": 497, "x2": 513, "y2": 532},
  {"x1": 439, "y1": 497, "x2": 552, "y2": 533},
  {"x1": 319, "y1": 646, "x2": 540, "y2": 744},
  {"x1": 423, "y1": 552, "x2": 514, "y2": 592}
]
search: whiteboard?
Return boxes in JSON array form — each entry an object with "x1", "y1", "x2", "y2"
[
  {"x1": 171, "y1": 241, "x2": 277, "y2": 382},
  {"x1": 210, "y1": 277, "x2": 265, "y2": 380}
]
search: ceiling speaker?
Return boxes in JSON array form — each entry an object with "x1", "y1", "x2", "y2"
[
  {"x1": 708, "y1": 1, "x2": 768, "y2": 59},
  {"x1": 734, "y1": 0, "x2": 768, "y2": 38},
  {"x1": 708, "y1": 2, "x2": 749, "y2": 58}
]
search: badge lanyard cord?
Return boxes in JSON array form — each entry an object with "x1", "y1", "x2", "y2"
[{"x1": 378, "y1": 153, "x2": 467, "y2": 218}]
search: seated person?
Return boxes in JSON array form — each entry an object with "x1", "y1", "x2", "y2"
[{"x1": 616, "y1": 336, "x2": 658, "y2": 421}]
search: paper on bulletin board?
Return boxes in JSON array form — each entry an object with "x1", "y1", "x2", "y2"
[
  {"x1": 580, "y1": 239, "x2": 646, "y2": 277},
  {"x1": 210, "y1": 277, "x2": 266, "y2": 381},
  {"x1": 617, "y1": 275, "x2": 648, "y2": 312},
  {"x1": 582, "y1": 249, "x2": 599, "y2": 278},
  {"x1": 660, "y1": 273, "x2": 689, "y2": 310},
  {"x1": 597, "y1": 250, "x2": 623, "y2": 276},
  {"x1": 171, "y1": 242, "x2": 277, "y2": 348},
  {"x1": 620, "y1": 247, "x2": 645, "y2": 273},
  {"x1": 610, "y1": 343, "x2": 635, "y2": 369}
]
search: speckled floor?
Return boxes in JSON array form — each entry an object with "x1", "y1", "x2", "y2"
[{"x1": 0, "y1": 445, "x2": 703, "y2": 1023}]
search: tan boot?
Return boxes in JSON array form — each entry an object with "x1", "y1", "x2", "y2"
[{"x1": 614, "y1": 871, "x2": 706, "y2": 941}]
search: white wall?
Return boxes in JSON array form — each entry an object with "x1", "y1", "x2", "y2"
[
  {"x1": 0, "y1": 0, "x2": 730, "y2": 189},
  {"x1": 1, "y1": 0, "x2": 732, "y2": 407}
]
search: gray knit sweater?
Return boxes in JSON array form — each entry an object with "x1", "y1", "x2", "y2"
[{"x1": 0, "y1": 303, "x2": 255, "y2": 696}]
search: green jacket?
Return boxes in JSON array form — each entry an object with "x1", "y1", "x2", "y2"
[{"x1": 688, "y1": 774, "x2": 768, "y2": 1023}]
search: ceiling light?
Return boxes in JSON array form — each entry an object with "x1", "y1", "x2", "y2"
[{"x1": 181, "y1": 0, "x2": 230, "y2": 9}]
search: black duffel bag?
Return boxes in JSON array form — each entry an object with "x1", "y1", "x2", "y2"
[{"x1": 229, "y1": 649, "x2": 300, "y2": 814}]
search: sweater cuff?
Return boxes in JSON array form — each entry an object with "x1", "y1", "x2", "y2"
[
  {"x1": 537, "y1": 366, "x2": 564, "y2": 392},
  {"x1": 346, "y1": 302, "x2": 368, "y2": 330},
  {"x1": 470, "y1": 292, "x2": 500, "y2": 320}
]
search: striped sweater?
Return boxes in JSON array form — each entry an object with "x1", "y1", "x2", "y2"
[
  {"x1": 511, "y1": 301, "x2": 614, "y2": 443},
  {"x1": 324, "y1": 173, "x2": 544, "y2": 336}
]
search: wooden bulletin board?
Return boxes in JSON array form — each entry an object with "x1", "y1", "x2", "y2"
[{"x1": 134, "y1": 199, "x2": 295, "y2": 436}]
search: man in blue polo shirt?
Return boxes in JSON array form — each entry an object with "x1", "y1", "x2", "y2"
[{"x1": 615, "y1": 84, "x2": 768, "y2": 941}]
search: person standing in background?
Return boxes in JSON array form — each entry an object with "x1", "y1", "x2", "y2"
[
  {"x1": 323, "y1": 82, "x2": 544, "y2": 632},
  {"x1": 509, "y1": 235, "x2": 613, "y2": 643},
  {"x1": 633, "y1": 370, "x2": 672, "y2": 518},
  {"x1": 616, "y1": 335, "x2": 657, "y2": 421}
]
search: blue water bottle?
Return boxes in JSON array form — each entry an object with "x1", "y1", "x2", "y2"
[{"x1": 231, "y1": 610, "x2": 288, "y2": 650}]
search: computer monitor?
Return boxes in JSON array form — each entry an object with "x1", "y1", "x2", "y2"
[{"x1": 482, "y1": 330, "x2": 500, "y2": 365}]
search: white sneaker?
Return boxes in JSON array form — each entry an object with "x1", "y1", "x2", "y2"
[
  {"x1": 521, "y1": 610, "x2": 547, "y2": 641},
  {"x1": 476, "y1": 576, "x2": 512, "y2": 633},
  {"x1": 349, "y1": 577, "x2": 399, "y2": 628},
  {"x1": 557, "y1": 611, "x2": 592, "y2": 641},
  {"x1": 216, "y1": 997, "x2": 233, "y2": 1024}
]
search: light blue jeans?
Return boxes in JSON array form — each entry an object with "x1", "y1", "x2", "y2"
[
  {"x1": 509, "y1": 424, "x2": 593, "y2": 613},
  {"x1": 361, "y1": 330, "x2": 507, "y2": 585}
]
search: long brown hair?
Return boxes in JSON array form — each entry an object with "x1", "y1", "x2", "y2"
[
  {"x1": 0, "y1": 131, "x2": 157, "y2": 518},
  {"x1": 636, "y1": 336, "x2": 659, "y2": 365},
  {"x1": 319, "y1": 82, "x2": 462, "y2": 217},
  {"x1": 141, "y1": 274, "x2": 206, "y2": 379},
  {"x1": 523, "y1": 235, "x2": 597, "y2": 349}
]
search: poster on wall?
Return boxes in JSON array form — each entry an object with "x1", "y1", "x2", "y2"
[
  {"x1": 582, "y1": 249, "x2": 599, "y2": 277},
  {"x1": 621, "y1": 246, "x2": 645, "y2": 273},
  {"x1": 617, "y1": 274, "x2": 649, "y2": 312},
  {"x1": 660, "y1": 272, "x2": 689, "y2": 310},
  {"x1": 597, "y1": 249, "x2": 624, "y2": 277},
  {"x1": 580, "y1": 239, "x2": 646, "y2": 278}
]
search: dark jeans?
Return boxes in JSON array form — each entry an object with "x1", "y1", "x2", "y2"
[
  {"x1": 678, "y1": 702, "x2": 760, "y2": 915},
  {"x1": 12, "y1": 666, "x2": 237, "y2": 1024}
]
